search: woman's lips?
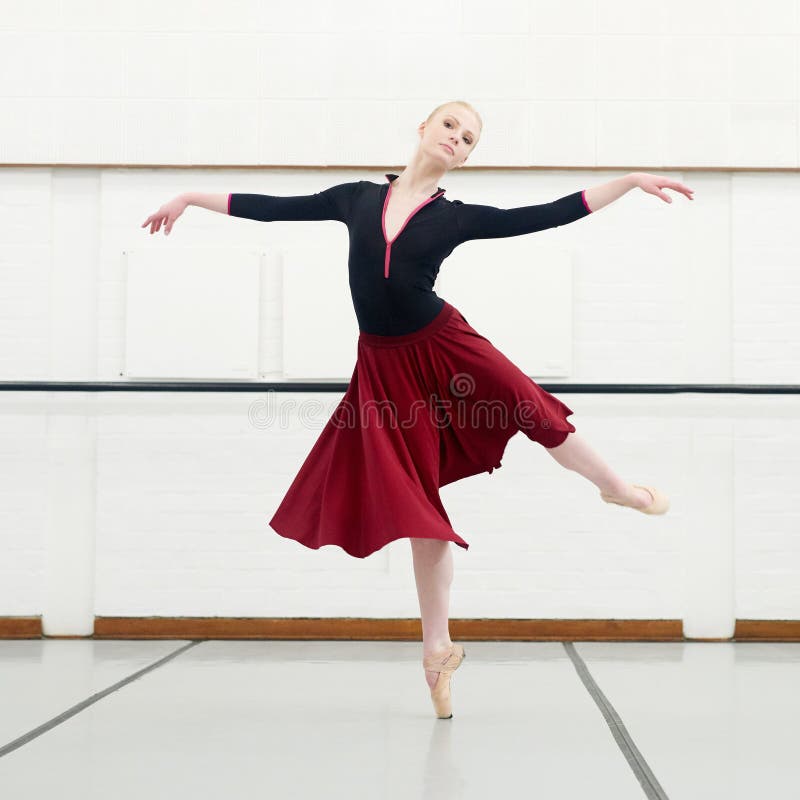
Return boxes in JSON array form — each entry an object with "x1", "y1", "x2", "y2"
[{"x1": 440, "y1": 143, "x2": 454, "y2": 155}]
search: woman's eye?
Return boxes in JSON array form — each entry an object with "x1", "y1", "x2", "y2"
[{"x1": 445, "y1": 120, "x2": 471, "y2": 145}]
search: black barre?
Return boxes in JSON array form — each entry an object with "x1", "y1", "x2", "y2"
[{"x1": 0, "y1": 381, "x2": 798, "y2": 394}]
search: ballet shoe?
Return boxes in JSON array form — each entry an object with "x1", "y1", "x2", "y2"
[
  {"x1": 422, "y1": 643, "x2": 466, "y2": 719},
  {"x1": 600, "y1": 484, "x2": 670, "y2": 515}
]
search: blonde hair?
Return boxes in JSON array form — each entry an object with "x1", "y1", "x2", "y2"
[{"x1": 426, "y1": 100, "x2": 482, "y2": 141}]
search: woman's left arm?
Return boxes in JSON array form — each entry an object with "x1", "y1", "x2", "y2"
[{"x1": 584, "y1": 172, "x2": 695, "y2": 212}]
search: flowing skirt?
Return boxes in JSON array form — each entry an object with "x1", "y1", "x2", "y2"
[{"x1": 269, "y1": 301, "x2": 576, "y2": 558}]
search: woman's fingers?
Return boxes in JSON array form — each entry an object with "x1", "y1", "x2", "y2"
[
  {"x1": 642, "y1": 175, "x2": 695, "y2": 203},
  {"x1": 142, "y1": 202, "x2": 183, "y2": 234},
  {"x1": 656, "y1": 183, "x2": 694, "y2": 202},
  {"x1": 142, "y1": 212, "x2": 167, "y2": 233}
]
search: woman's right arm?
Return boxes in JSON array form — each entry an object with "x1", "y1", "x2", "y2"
[
  {"x1": 227, "y1": 183, "x2": 357, "y2": 223},
  {"x1": 142, "y1": 182, "x2": 359, "y2": 235},
  {"x1": 181, "y1": 191, "x2": 228, "y2": 214},
  {"x1": 141, "y1": 192, "x2": 226, "y2": 235}
]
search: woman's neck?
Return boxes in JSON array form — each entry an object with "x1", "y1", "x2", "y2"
[{"x1": 391, "y1": 164, "x2": 445, "y2": 197}]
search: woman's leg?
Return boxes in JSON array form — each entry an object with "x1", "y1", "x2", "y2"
[
  {"x1": 545, "y1": 431, "x2": 653, "y2": 509},
  {"x1": 410, "y1": 537, "x2": 454, "y2": 690}
]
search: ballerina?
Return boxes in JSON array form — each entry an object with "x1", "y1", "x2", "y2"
[{"x1": 142, "y1": 99, "x2": 693, "y2": 718}]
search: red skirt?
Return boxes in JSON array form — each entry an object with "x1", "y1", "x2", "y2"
[{"x1": 268, "y1": 301, "x2": 576, "y2": 558}]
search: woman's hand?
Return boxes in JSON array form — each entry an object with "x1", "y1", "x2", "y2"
[
  {"x1": 141, "y1": 195, "x2": 188, "y2": 235},
  {"x1": 632, "y1": 172, "x2": 694, "y2": 204}
]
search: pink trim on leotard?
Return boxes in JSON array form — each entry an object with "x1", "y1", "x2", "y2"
[
  {"x1": 381, "y1": 180, "x2": 445, "y2": 279},
  {"x1": 227, "y1": 193, "x2": 232, "y2": 215},
  {"x1": 581, "y1": 189, "x2": 592, "y2": 213}
]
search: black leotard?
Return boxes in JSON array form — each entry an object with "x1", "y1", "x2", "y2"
[{"x1": 228, "y1": 173, "x2": 592, "y2": 335}]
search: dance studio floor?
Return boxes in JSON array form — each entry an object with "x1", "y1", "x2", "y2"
[{"x1": 0, "y1": 639, "x2": 797, "y2": 798}]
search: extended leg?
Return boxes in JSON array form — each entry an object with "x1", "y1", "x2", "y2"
[
  {"x1": 545, "y1": 431, "x2": 653, "y2": 509},
  {"x1": 410, "y1": 537, "x2": 454, "y2": 690}
]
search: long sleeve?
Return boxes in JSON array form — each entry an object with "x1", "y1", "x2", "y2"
[
  {"x1": 452, "y1": 189, "x2": 592, "y2": 245},
  {"x1": 227, "y1": 181, "x2": 359, "y2": 224}
]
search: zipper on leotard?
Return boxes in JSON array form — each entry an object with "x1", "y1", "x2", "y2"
[{"x1": 381, "y1": 183, "x2": 445, "y2": 279}]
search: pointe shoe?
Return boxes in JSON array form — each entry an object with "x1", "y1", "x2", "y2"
[
  {"x1": 600, "y1": 484, "x2": 670, "y2": 515},
  {"x1": 422, "y1": 643, "x2": 466, "y2": 719}
]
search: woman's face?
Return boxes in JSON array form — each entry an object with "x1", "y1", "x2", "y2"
[{"x1": 421, "y1": 107, "x2": 480, "y2": 169}]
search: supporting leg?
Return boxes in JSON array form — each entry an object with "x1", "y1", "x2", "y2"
[
  {"x1": 410, "y1": 537, "x2": 454, "y2": 690},
  {"x1": 545, "y1": 431, "x2": 653, "y2": 509}
]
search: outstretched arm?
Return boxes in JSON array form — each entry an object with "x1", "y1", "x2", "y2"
[
  {"x1": 180, "y1": 192, "x2": 228, "y2": 214},
  {"x1": 584, "y1": 172, "x2": 695, "y2": 212},
  {"x1": 226, "y1": 181, "x2": 358, "y2": 223},
  {"x1": 140, "y1": 181, "x2": 359, "y2": 236},
  {"x1": 452, "y1": 189, "x2": 592, "y2": 244}
]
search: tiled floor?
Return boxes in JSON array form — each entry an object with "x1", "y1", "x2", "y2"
[{"x1": 0, "y1": 640, "x2": 797, "y2": 798}]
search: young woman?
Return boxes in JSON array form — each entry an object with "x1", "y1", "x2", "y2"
[{"x1": 143, "y1": 100, "x2": 694, "y2": 719}]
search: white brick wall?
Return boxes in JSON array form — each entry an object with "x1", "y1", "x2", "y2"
[
  {"x1": 0, "y1": 1, "x2": 798, "y2": 167},
  {"x1": 3, "y1": 392, "x2": 798, "y2": 628},
  {"x1": 1, "y1": 2, "x2": 799, "y2": 632}
]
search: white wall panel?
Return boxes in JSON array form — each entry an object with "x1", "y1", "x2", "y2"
[{"x1": 123, "y1": 247, "x2": 260, "y2": 379}]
